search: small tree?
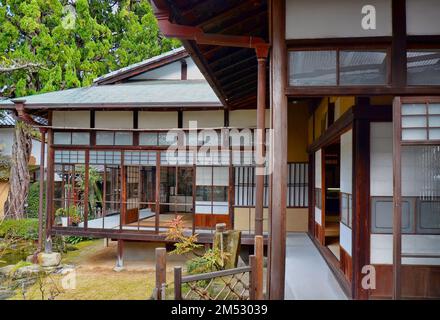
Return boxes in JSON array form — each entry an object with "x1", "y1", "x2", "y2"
[{"x1": 165, "y1": 216, "x2": 230, "y2": 274}]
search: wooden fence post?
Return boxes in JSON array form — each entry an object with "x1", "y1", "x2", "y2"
[
  {"x1": 254, "y1": 235, "x2": 264, "y2": 299},
  {"x1": 249, "y1": 255, "x2": 257, "y2": 300},
  {"x1": 174, "y1": 266, "x2": 182, "y2": 300},
  {"x1": 155, "y1": 247, "x2": 166, "y2": 300}
]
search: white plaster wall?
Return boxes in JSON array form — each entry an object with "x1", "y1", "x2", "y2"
[
  {"x1": 286, "y1": 0, "x2": 392, "y2": 39},
  {"x1": 340, "y1": 223, "x2": 352, "y2": 256},
  {"x1": 229, "y1": 109, "x2": 271, "y2": 128},
  {"x1": 52, "y1": 111, "x2": 91, "y2": 128},
  {"x1": 185, "y1": 58, "x2": 205, "y2": 80},
  {"x1": 315, "y1": 207, "x2": 322, "y2": 225},
  {"x1": 95, "y1": 111, "x2": 133, "y2": 129},
  {"x1": 371, "y1": 234, "x2": 440, "y2": 265},
  {"x1": 138, "y1": 111, "x2": 178, "y2": 129},
  {"x1": 315, "y1": 149, "x2": 322, "y2": 188},
  {"x1": 340, "y1": 129, "x2": 352, "y2": 194},
  {"x1": 183, "y1": 110, "x2": 224, "y2": 128},
  {"x1": 406, "y1": 0, "x2": 440, "y2": 35},
  {"x1": 370, "y1": 122, "x2": 393, "y2": 196}
]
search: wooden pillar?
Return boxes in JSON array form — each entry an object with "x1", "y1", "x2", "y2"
[
  {"x1": 37, "y1": 128, "x2": 46, "y2": 252},
  {"x1": 155, "y1": 247, "x2": 167, "y2": 300},
  {"x1": 45, "y1": 128, "x2": 54, "y2": 253},
  {"x1": 392, "y1": 97, "x2": 402, "y2": 300},
  {"x1": 352, "y1": 98, "x2": 371, "y2": 300},
  {"x1": 255, "y1": 47, "x2": 269, "y2": 236},
  {"x1": 254, "y1": 235, "x2": 264, "y2": 300},
  {"x1": 268, "y1": 0, "x2": 287, "y2": 300}
]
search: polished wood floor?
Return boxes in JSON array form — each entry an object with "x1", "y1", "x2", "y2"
[{"x1": 127, "y1": 213, "x2": 193, "y2": 228}]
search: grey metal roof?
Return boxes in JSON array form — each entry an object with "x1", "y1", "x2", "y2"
[
  {"x1": 93, "y1": 47, "x2": 187, "y2": 84},
  {"x1": 0, "y1": 80, "x2": 222, "y2": 109}
]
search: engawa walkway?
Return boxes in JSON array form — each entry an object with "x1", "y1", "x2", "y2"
[{"x1": 285, "y1": 233, "x2": 347, "y2": 300}]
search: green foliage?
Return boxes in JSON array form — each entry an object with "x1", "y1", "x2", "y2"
[
  {"x1": 64, "y1": 235, "x2": 92, "y2": 245},
  {"x1": 165, "y1": 216, "x2": 230, "y2": 275},
  {"x1": 26, "y1": 182, "x2": 45, "y2": 219},
  {"x1": 0, "y1": 0, "x2": 180, "y2": 97},
  {"x1": 0, "y1": 154, "x2": 11, "y2": 182},
  {"x1": 0, "y1": 218, "x2": 39, "y2": 240}
]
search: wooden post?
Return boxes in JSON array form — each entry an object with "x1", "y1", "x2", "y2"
[
  {"x1": 45, "y1": 128, "x2": 54, "y2": 253},
  {"x1": 174, "y1": 266, "x2": 182, "y2": 300},
  {"x1": 268, "y1": 0, "x2": 287, "y2": 300},
  {"x1": 255, "y1": 49, "x2": 268, "y2": 236},
  {"x1": 392, "y1": 97, "x2": 402, "y2": 300},
  {"x1": 249, "y1": 255, "x2": 257, "y2": 300},
  {"x1": 155, "y1": 247, "x2": 167, "y2": 300},
  {"x1": 37, "y1": 128, "x2": 46, "y2": 252},
  {"x1": 254, "y1": 235, "x2": 264, "y2": 300}
]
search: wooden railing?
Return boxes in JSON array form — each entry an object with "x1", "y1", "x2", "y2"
[{"x1": 153, "y1": 236, "x2": 264, "y2": 300}]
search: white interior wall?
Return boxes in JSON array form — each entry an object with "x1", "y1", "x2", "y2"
[
  {"x1": 286, "y1": 0, "x2": 392, "y2": 39},
  {"x1": 95, "y1": 111, "x2": 133, "y2": 129},
  {"x1": 406, "y1": 0, "x2": 440, "y2": 35},
  {"x1": 340, "y1": 130, "x2": 352, "y2": 194},
  {"x1": 315, "y1": 149, "x2": 322, "y2": 188},
  {"x1": 340, "y1": 129, "x2": 353, "y2": 255},
  {"x1": 52, "y1": 111, "x2": 91, "y2": 128},
  {"x1": 138, "y1": 111, "x2": 178, "y2": 129}
]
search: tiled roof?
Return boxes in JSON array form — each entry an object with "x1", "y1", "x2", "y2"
[{"x1": 0, "y1": 80, "x2": 222, "y2": 109}]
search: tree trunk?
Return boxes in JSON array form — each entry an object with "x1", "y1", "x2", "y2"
[{"x1": 5, "y1": 121, "x2": 32, "y2": 219}]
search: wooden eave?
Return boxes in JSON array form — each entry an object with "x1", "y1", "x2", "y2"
[{"x1": 159, "y1": 0, "x2": 269, "y2": 110}]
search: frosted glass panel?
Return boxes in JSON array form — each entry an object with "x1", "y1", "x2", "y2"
[
  {"x1": 54, "y1": 132, "x2": 71, "y2": 145},
  {"x1": 402, "y1": 129, "x2": 427, "y2": 141},
  {"x1": 115, "y1": 132, "x2": 132, "y2": 145},
  {"x1": 196, "y1": 167, "x2": 212, "y2": 185},
  {"x1": 429, "y1": 116, "x2": 440, "y2": 127},
  {"x1": 339, "y1": 51, "x2": 387, "y2": 85},
  {"x1": 139, "y1": 133, "x2": 158, "y2": 146},
  {"x1": 289, "y1": 51, "x2": 337, "y2": 86},
  {"x1": 402, "y1": 104, "x2": 426, "y2": 115},
  {"x1": 429, "y1": 104, "x2": 440, "y2": 115},
  {"x1": 96, "y1": 132, "x2": 114, "y2": 145},
  {"x1": 407, "y1": 51, "x2": 440, "y2": 85},
  {"x1": 72, "y1": 132, "x2": 89, "y2": 145},
  {"x1": 402, "y1": 116, "x2": 427, "y2": 128},
  {"x1": 213, "y1": 167, "x2": 229, "y2": 186},
  {"x1": 429, "y1": 129, "x2": 440, "y2": 140}
]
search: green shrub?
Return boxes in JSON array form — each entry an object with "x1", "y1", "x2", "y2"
[
  {"x1": 64, "y1": 236, "x2": 92, "y2": 245},
  {"x1": 0, "y1": 219, "x2": 39, "y2": 240},
  {"x1": 26, "y1": 182, "x2": 45, "y2": 219}
]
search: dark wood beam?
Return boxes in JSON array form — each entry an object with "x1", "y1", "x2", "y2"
[{"x1": 391, "y1": 0, "x2": 407, "y2": 87}]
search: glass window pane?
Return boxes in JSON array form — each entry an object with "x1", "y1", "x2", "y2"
[
  {"x1": 429, "y1": 129, "x2": 440, "y2": 140},
  {"x1": 289, "y1": 51, "x2": 337, "y2": 86},
  {"x1": 429, "y1": 115, "x2": 440, "y2": 127},
  {"x1": 159, "y1": 132, "x2": 178, "y2": 146},
  {"x1": 115, "y1": 132, "x2": 132, "y2": 145},
  {"x1": 402, "y1": 116, "x2": 427, "y2": 128},
  {"x1": 72, "y1": 132, "x2": 90, "y2": 145},
  {"x1": 402, "y1": 129, "x2": 427, "y2": 141},
  {"x1": 54, "y1": 132, "x2": 71, "y2": 145},
  {"x1": 96, "y1": 132, "x2": 114, "y2": 145},
  {"x1": 407, "y1": 50, "x2": 440, "y2": 85},
  {"x1": 339, "y1": 51, "x2": 387, "y2": 85},
  {"x1": 212, "y1": 186, "x2": 228, "y2": 202},
  {"x1": 428, "y1": 104, "x2": 440, "y2": 115},
  {"x1": 139, "y1": 133, "x2": 158, "y2": 146},
  {"x1": 402, "y1": 104, "x2": 426, "y2": 115}
]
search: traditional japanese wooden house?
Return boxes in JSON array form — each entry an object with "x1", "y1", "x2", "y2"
[{"x1": 1, "y1": 0, "x2": 439, "y2": 300}]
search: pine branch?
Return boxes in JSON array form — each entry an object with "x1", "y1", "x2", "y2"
[{"x1": 0, "y1": 61, "x2": 47, "y2": 73}]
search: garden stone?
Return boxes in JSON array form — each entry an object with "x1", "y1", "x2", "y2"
[
  {"x1": 13, "y1": 264, "x2": 42, "y2": 279},
  {"x1": 37, "y1": 252, "x2": 61, "y2": 267},
  {"x1": 0, "y1": 265, "x2": 14, "y2": 277}
]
